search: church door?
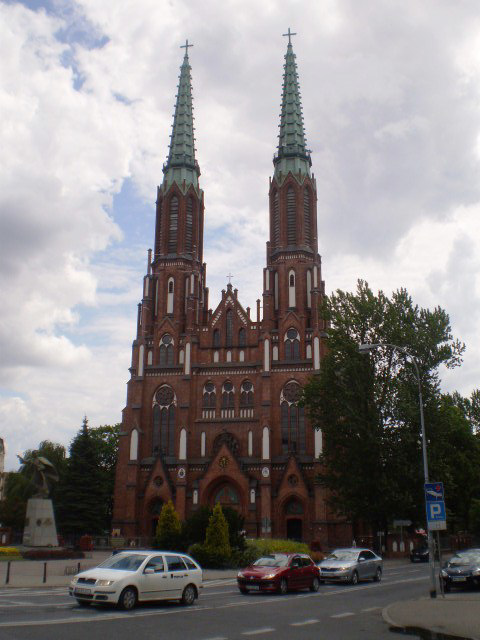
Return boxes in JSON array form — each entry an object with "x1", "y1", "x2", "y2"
[{"x1": 287, "y1": 518, "x2": 303, "y2": 541}]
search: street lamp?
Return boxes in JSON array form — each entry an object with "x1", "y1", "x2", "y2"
[{"x1": 358, "y1": 342, "x2": 437, "y2": 598}]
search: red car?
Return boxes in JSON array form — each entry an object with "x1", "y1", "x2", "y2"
[{"x1": 237, "y1": 553, "x2": 321, "y2": 594}]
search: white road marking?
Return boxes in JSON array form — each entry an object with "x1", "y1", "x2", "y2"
[
  {"x1": 361, "y1": 606, "x2": 381, "y2": 612},
  {"x1": 331, "y1": 612, "x2": 354, "y2": 618},
  {"x1": 290, "y1": 619, "x2": 319, "y2": 626},
  {"x1": 0, "y1": 574, "x2": 428, "y2": 628},
  {"x1": 242, "y1": 628, "x2": 275, "y2": 636}
]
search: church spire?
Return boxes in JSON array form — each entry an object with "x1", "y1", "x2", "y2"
[
  {"x1": 163, "y1": 41, "x2": 200, "y2": 191},
  {"x1": 273, "y1": 30, "x2": 311, "y2": 181}
]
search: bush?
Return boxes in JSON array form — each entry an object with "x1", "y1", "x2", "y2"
[
  {"x1": 245, "y1": 538, "x2": 310, "y2": 556},
  {"x1": 0, "y1": 547, "x2": 21, "y2": 557},
  {"x1": 188, "y1": 542, "x2": 233, "y2": 569},
  {"x1": 21, "y1": 549, "x2": 85, "y2": 560},
  {"x1": 204, "y1": 504, "x2": 231, "y2": 559},
  {"x1": 155, "y1": 500, "x2": 184, "y2": 551}
]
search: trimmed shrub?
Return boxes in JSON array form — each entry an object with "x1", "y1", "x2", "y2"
[
  {"x1": 155, "y1": 500, "x2": 183, "y2": 551},
  {"x1": 205, "y1": 503, "x2": 231, "y2": 558},
  {"x1": 245, "y1": 538, "x2": 310, "y2": 556},
  {"x1": 188, "y1": 542, "x2": 232, "y2": 569},
  {"x1": 0, "y1": 547, "x2": 21, "y2": 556}
]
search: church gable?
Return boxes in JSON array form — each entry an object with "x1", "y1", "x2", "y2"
[
  {"x1": 142, "y1": 456, "x2": 174, "y2": 508},
  {"x1": 276, "y1": 455, "x2": 310, "y2": 503}
]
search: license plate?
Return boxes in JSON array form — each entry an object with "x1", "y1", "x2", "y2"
[
  {"x1": 74, "y1": 587, "x2": 91, "y2": 594},
  {"x1": 451, "y1": 577, "x2": 466, "y2": 582},
  {"x1": 247, "y1": 585, "x2": 259, "y2": 590}
]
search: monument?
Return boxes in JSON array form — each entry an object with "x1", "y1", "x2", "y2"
[{"x1": 19, "y1": 453, "x2": 59, "y2": 547}]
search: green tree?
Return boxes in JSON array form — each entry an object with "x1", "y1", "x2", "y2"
[
  {"x1": 205, "y1": 503, "x2": 231, "y2": 557},
  {"x1": 0, "y1": 472, "x2": 32, "y2": 530},
  {"x1": 303, "y1": 280, "x2": 465, "y2": 536},
  {"x1": 55, "y1": 417, "x2": 105, "y2": 537},
  {"x1": 155, "y1": 500, "x2": 182, "y2": 550},
  {"x1": 88, "y1": 424, "x2": 120, "y2": 530}
]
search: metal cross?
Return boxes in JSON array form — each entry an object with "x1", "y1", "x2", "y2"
[
  {"x1": 226, "y1": 272, "x2": 234, "y2": 285},
  {"x1": 180, "y1": 39, "x2": 193, "y2": 54},
  {"x1": 282, "y1": 28, "x2": 297, "y2": 45}
]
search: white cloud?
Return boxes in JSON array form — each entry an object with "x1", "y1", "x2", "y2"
[{"x1": 2, "y1": 0, "x2": 480, "y2": 469}]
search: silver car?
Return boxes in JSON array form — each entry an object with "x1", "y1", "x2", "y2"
[{"x1": 318, "y1": 548, "x2": 383, "y2": 585}]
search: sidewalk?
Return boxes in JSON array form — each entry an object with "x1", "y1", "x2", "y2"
[{"x1": 383, "y1": 593, "x2": 480, "y2": 640}]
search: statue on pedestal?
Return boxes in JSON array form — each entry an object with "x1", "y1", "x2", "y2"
[{"x1": 19, "y1": 453, "x2": 60, "y2": 547}]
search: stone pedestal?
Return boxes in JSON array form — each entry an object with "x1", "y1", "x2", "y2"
[{"x1": 23, "y1": 498, "x2": 59, "y2": 547}]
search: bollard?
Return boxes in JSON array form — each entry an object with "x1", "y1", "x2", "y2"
[
  {"x1": 77, "y1": 561, "x2": 81, "y2": 573},
  {"x1": 43, "y1": 562, "x2": 47, "y2": 584},
  {"x1": 6, "y1": 561, "x2": 10, "y2": 585}
]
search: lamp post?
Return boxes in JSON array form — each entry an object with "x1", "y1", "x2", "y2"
[{"x1": 358, "y1": 342, "x2": 437, "y2": 598}]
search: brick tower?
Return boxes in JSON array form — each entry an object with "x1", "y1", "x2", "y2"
[{"x1": 112, "y1": 36, "x2": 351, "y2": 549}]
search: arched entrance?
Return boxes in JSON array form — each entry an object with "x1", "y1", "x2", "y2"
[{"x1": 284, "y1": 497, "x2": 304, "y2": 542}]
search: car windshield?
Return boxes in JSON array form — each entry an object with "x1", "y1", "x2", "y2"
[
  {"x1": 325, "y1": 551, "x2": 358, "y2": 562},
  {"x1": 97, "y1": 554, "x2": 147, "y2": 571},
  {"x1": 448, "y1": 552, "x2": 480, "y2": 566},
  {"x1": 253, "y1": 555, "x2": 289, "y2": 567}
]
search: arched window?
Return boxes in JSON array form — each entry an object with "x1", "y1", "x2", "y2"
[
  {"x1": 226, "y1": 310, "x2": 233, "y2": 347},
  {"x1": 159, "y1": 334, "x2": 174, "y2": 365},
  {"x1": 273, "y1": 190, "x2": 280, "y2": 246},
  {"x1": 213, "y1": 329, "x2": 220, "y2": 348},
  {"x1": 286, "y1": 186, "x2": 296, "y2": 245},
  {"x1": 213, "y1": 483, "x2": 239, "y2": 507},
  {"x1": 168, "y1": 196, "x2": 178, "y2": 253},
  {"x1": 185, "y1": 197, "x2": 193, "y2": 253},
  {"x1": 167, "y1": 276, "x2": 174, "y2": 314},
  {"x1": 288, "y1": 269, "x2": 296, "y2": 307},
  {"x1": 306, "y1": 269, "x2": 312, "y2": 308},
  {"x1": 304, "y1": 188, "x2": 311, "y2": 245},
  {"x1": 280, "y1": 381, "x2": 305, "y2": 454},
  {"x1": 138, "y1": 344, "x2": 144, "y2": 377},
  {"x1": 221, "y1": 381, "x2": 235, "y2": 418},
  {"x1": 129, "y1": 429, "x2": 138, "y2": 461},
  {"x1": 285, "y1": 328, "x2": 300, "y2": 360},
  {"x1": 152, "y1": 385, "x2": 176, "y2": 456},
  {"x1": 202, "y1": 382, "x2": 216, "y2": 419},
  {"x1": 238, "y1": 327, "x2": 246, "y2": 347},
  {"x1": 240, "y1": 380, "x2": 254, "y2": 417}
]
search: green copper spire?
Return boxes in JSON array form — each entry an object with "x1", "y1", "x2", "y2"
[
  {"x1": 163, "y1": 40, "x2": 200, "y2": 191},
  {"x1": 273, "y1": 30, "x2": 311, "y2": 181}
]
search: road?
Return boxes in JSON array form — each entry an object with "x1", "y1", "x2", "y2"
[{"x1": 0, "y1": 562, "x2": 432, "y2": 640}]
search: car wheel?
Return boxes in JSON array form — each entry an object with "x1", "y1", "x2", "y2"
[
  {"x1": 373, "y1": 567, "x2": 382, "y2": 582},
  {"x1": 350, "y1": 571, "x2": 359, "y2": 586},
  {"x1": 76, "y1": 599, "x2": 90, "y2": 607},
  {"x1": 278, "y1": 578, "x2": 288, "y2": 595},
  {"x1": 118, "y1": 586, "x2": 137, "y2": 611},
  {"x1": 181, "y1": 584, "x2": 196, "y2": 606},
  {"x1": 443, "y1": 581, "x2": 451, "y2": 593},
  {"x1": 310, "y1": 577, "x2": 320, "y2": 592}
]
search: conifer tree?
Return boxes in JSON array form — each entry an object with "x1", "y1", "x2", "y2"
[
  {"x1": 155, "y1": 500, "x2": 182, "y2": 550},
  {"x1": 55, "y1": 417, "x2": 105, "y2": 537},
  {"x1": 205, "y1": 503, "x2": 231, "y2": 557}
]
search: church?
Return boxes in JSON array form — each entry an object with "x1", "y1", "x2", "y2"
[{"x1": 112, "y1": 34, "x2": 351, "y2": 549}]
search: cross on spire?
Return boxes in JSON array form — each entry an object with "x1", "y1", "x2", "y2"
[
  {"x1": 282, "y1": 28, "x2": 297, "y2": 45},
  {"x1": 226, "y1": 272, "x2": 234, "y2": 285},
  {"x1": 180, "y1": 39, "x2": 193, "y2": 55}
]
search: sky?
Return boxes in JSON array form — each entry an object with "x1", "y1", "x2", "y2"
[{"x1": 1, "y1": 0, "x2": 480, "y2": 471}]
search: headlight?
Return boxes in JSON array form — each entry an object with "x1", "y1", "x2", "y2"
[
  {"x1": 237, "y1": 571, "x2": 244, "y2": 578},
  {"x1": 262, "y1": 573, "x2": 276, "y2": 580},
  {"x1": 472, "y1": 568, "x2": 480, "y2": 576},
  {"x1": 440, "y1": 570, "x2": 447, "y2": 577},
  {"x1": 96, "y1": 579, "x2": 115, "y2": 586},
  {"x1": 71, "y1": 577, "x2": 78, "y2": 584}
]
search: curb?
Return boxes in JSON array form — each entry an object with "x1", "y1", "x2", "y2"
[{"x1": 381, "y1": 603, "x2": 404, "y2": 632}]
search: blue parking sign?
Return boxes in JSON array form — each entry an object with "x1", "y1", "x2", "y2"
[
  {"x1": 425, "y1": 482, "x2": 446, "y2": 531},
  {"x1": 424, "y1": 482, "x2": 444, "y2": 501}
]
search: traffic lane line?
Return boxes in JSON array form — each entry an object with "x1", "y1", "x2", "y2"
[
  {"x1": 242, "y1": 628, "x2": 275, "y2": 636},
  {"x1": 331, "y1": 612, "x2": 355, "y2": 618},
  {"x1": 0, "y1": 575, "x2": 428, "y2": 628},
  {"x1": 290, "y1": 619, "x2": 319, "y2": 626}
]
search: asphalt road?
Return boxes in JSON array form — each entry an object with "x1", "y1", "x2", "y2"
[{"x1": 0, "y1": 562, "x2": 432, "y2": 640}]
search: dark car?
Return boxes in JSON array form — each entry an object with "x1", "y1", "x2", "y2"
[
  {"x1": 237, "y1": 553, "x2": 321, "y2": 594},
  {"x1": 410, "y1": 544, "x2": 429, "y2": 563},
  {"x1": 441, "y1": 549, "x2": 480, "y2": 592}
]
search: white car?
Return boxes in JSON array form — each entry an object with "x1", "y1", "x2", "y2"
[{"x1": 69, "y1": 551, "x2": 202, "y2": 610}]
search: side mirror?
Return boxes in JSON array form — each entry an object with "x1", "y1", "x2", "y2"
[
  {"x1": 144, "y1": 567, "x2": 155, "y2": 574},
  {"x1": 358, "y1": 557, "x2": 365, "y2": 563}
]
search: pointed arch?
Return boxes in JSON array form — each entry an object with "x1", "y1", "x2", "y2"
[
  {"x1": 303, "y1": 187, "x2": 311, "y2": 245},
  {"x1": 185, "y1": 196, "x2": 194, "y2": 253},
  {"x1": 152, "y1": 385, "x2": 176, "y2": 456},
  {"x1": 221, "y1": 380, "x2": 235, "y2": 418},
  {"x1": 273, "y1": 190, "x2": 280, "y2": 246},
  {"x1": 280, "y1": 381, "x2": 306, "y2": 454},
  {"x1": 226, "y1": 309, "x2": 233, "y2": 347},
  {"x1": 168, "y1": 195, "x2": 179, "y2": 253},
  {"x1": 286, "y1": 186, "x2": 296, "y2": 245}
]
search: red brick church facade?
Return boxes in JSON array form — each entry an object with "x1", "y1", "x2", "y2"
[{"x1": 112, "y1": 37, "x2": 351, "y2": 549}]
